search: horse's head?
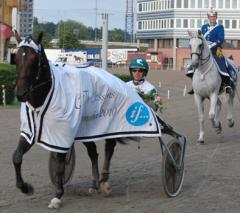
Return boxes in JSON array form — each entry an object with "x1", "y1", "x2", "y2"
[
  {"x1": 188, "y1": 30, "x2": 207, "y2": 69},
  {"x1": 14, "y1": 31, "x2": 50, "y2": 103}
]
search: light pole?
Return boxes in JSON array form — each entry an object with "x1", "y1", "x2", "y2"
[{"x1": 94, "y1": 0, "x2": 98, "y2": 42}]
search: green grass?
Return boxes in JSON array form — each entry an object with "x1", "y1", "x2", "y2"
[{"x1": 0, "y1": 63, "x2": 16, "y2": 70}]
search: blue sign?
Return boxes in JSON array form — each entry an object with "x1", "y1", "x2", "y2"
[{"x1": 126, "y1": 102, "x2": 150, "y2": 126}]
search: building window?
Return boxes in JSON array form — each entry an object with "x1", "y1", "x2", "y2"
[
  {"x1": 219, "y1": 0, "x2": 223, "y2": 8},
  {"x1": 198, "y1": 0, "x2": 202, "y2": 8},
  {"x1": 225, "y1": 0, "x2": 230, "y2": 8},
  {"x1": 163, "y1": 19, "x2": 166, "y2": 28},
  {"x1": 225, "y1": 40, "x2": 231, "y2": 48},
  {"x1": 170, "y1": 19, "x2": 174, "y2": 28},
  {"x1": 138, "y1": 3, "x2": 142, "y2": 12},
  {"x1": 232, "y1": 0, "x2": 238, "y2": 8},
  {"x1": 170, "y1": 0, "x2": 174, "y2": 8},
  {"x1": 211, "y1": 0, "x2": 216, "y2": 8},
  {"x1": 143, "y1": 3, "x2": 146, "y2": 11},
  {"x1": 178, "y1": 39, "x2": 190, "y2": 48},
  {"x1": 232, "y1": 20, "x2": 237, "y2": 29},
  {"x1": 190, "y1": 0, "x2": 195, "y2": 8},
  {"x1": 190, "y1": 19, "x2": 195, "y2": 28},
  {"x1": 218, "y1": 19, "x2": 223, "y2": 25},
  {"x1": 184, "y1": 0, "x2": 188, "y2": 8},
  {"x1": 183, "y1": 19, "x2": 188, "y2": 28},
  {"x1": 177, "y1": 0, "x2": 182, "y2": 8},
  {"x1": 232, "y1": 40, "x2": 238, "y2": 48},
  {"x1": 197, "y1": 19, "x2": 202, "y2": 28},
  {"x1": 204, "y1": 0, "x2": 209, "y2": 8},
  {"x1": 225, "y1": 20, "x2": 230, "y2": 29},
  {"x1": 176, "y1": 19, "x2": 181, "y2": 28},
  {"x1": 138, "y1": 21, "x2": 142, "y2": 30}
]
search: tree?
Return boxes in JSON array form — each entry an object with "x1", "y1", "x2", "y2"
[
  {"x1": 109, "y1": 28, "x2": 125, "y2": 42},
  {"x1": 33, "y1": 17, "x2": 56, "y2": 48}
]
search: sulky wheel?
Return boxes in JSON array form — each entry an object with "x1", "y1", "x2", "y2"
[
  {"x1": 48, "y1": 145, "x2": 76, "y2": 186},
  {"x1": 161, "y1": 138, "x2": 184, "y2": 197}
]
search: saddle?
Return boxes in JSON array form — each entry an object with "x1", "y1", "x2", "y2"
[
  {"x1": 186, "y1": 57, "x2": 238, "y2": 83},
  {"x1": 213, "y1": 56, "x2": 238, "y2": 83}
]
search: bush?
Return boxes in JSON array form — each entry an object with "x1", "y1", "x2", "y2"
[
  {"x1": 114, "y1": 73, "x2": 131, "y2": 82},
  {"x1": 0, "y1": 64, "x2": 16, "y2": 104}
]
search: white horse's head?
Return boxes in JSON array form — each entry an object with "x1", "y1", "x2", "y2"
[{"x1": 188, "y1": 30, "x2": 209, "y2": 69}]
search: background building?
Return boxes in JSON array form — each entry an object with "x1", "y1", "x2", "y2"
[
  {"x1": 15, "y1": 0, "x2": 33, "y2": 37},
  {"x1": 136, "y1": 0, "x2": 240, "y2": 70}
]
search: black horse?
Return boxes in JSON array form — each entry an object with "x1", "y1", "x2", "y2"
[{"x1": 12, "y1": 31, "x2": 117, "y2": 208}]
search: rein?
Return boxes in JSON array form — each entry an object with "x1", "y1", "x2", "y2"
[
  {"x1": 191, "y1": 36, "x2": 211, "y2": 66},
  {"x1": 190, "y1": 36, "x2": 214, "y2": 81},
  {"x1": 196, "y1": 59, "x2": 213, "y2": 81},
  {"x1": 17, "y1": 38, "x2": 51, "y2": 99},
  {"x1": 17, "y1": 79, "x2": 52, "y2": 100}
]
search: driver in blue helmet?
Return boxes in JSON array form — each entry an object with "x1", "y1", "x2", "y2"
[{"x1": 186, "y1": 8, "x2": 236, "y2": 95}]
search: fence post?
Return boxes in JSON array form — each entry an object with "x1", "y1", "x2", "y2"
[
  {"x1": 183, "y1": 85, "x2": 187, "y2": 96},
  {"x1": 2, "y1": 84, "x2": 6, "y2": 107},
  {"x1": 167, "y1": 90, "x2": 170, "y2": 99}
]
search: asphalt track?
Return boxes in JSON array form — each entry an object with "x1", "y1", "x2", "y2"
[{"x1": 0, "y1": 68, "x2": 240, "y2": 213}]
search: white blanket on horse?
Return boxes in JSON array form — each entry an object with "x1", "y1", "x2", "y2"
[{"x1": 20, "y1": 63, "x2": 161, "y2": 153}]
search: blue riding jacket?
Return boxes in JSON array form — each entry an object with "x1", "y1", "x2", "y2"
[{"x1": 201, "y1": 23, "x2": 224, "y2": 55}]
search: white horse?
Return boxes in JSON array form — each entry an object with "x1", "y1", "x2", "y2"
[{"x1": 188, "y1": 30, "x2": 237, "y2": 144}]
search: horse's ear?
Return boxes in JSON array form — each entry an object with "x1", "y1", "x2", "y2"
[
  {"x1": 187, "y1": 30, "x2": 193, "y2": 37},
  {"x1": 14, "y1": 30, "x2": 22, "y2": 43},
  {"x1": 198, "y1": 29, "x2": 202, "y2": 36},
  {"x1": 37, "y1": 32, "x2": 43, "y2": 44}
]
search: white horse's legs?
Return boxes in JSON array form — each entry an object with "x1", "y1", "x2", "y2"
[
  {"x1": 226, "y1": 91, "x2": 235, "y2": 127},
  {"x1": 194, "y1": 94, "x2": 205, "y2": 143},
  {"x1": 209, "y1": 93, "x2": 222, "y2": 133}
]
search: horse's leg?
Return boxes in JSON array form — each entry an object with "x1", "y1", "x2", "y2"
[
  {"x1": 226, "y1": 90, "x2": 235, "y2": 127},
  {"x1": 214, "y1": 98, "x2": 222, "y2": 133},
  {"x1": 209, "y1": 93, "x2": 222, "y2": 133},
  {"x1": 100, "y1": 139, "x2": 116, "y2": 195},
  {"x1": 194, "y1": 94, "x2": 205, "y2": 144},
  {"x1": 48, "y1": 152, "x2": 66, "y2": 209},
  {"x1": 12, "y1": 136, "x2": 34, "y2": 194},
  {"x1": 83, "y1": 142, "x2": 100, "y2": 193}
]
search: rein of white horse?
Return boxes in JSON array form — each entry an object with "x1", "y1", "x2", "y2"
[{"x1": 196, "y1": 57, "x2": 213, "y2": 81}]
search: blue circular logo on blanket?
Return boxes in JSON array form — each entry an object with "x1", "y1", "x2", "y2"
[{"x1": 126, "y1": 102, "x2": 150, "y2": 126}]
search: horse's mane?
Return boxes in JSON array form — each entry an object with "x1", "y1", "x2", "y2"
[{"x1": 188, "y1": 30, "x2": 208, "y2": 48}]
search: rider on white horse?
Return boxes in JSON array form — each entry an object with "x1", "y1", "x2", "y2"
[{"x1": 186, "y1": 8, "x2": 237, "y2": 94}]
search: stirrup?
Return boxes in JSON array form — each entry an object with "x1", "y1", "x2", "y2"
[{"x1": 225, "y1": 86, "x2": 233, "y2": 94}]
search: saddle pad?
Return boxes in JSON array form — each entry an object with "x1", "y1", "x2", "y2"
[{"x1": 20, "y1": 62, "x2": 161, "y2": 153}]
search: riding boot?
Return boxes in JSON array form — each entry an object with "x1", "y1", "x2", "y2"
[{"x1": 188, "y1": 89, "x2": 194, "y2": 95}]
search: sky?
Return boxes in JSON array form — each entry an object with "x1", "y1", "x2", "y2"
[{"x1": 34, "y1": 0, "x2": 130, "y2": 29}]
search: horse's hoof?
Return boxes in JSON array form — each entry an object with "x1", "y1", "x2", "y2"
[
  {"x1": 228, "y1": 119, "x2": 235, "y2": 128},
  {"x1": 88, "y1": 187, "x2": 99, "y2": 194},
  {"x1": 100, "y1": 182, "x2": 111, "y2": 196},
  {"x1": 197, "y1": 140, "x2": 204, "y2": 144},
  {"x1": 48, "y1": 197, "x2": 62, "y2": 209},
  {"x1": 18, "y1": 182, "x2": 34, "y2": 195}
]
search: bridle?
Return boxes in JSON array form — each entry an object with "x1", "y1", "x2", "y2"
[
  {"x1": 16, "y1": 37, "x2": 51, "y2": 99},
  {"x1": 190, "y1": 36, "x2": 211, "y2": 66}
]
